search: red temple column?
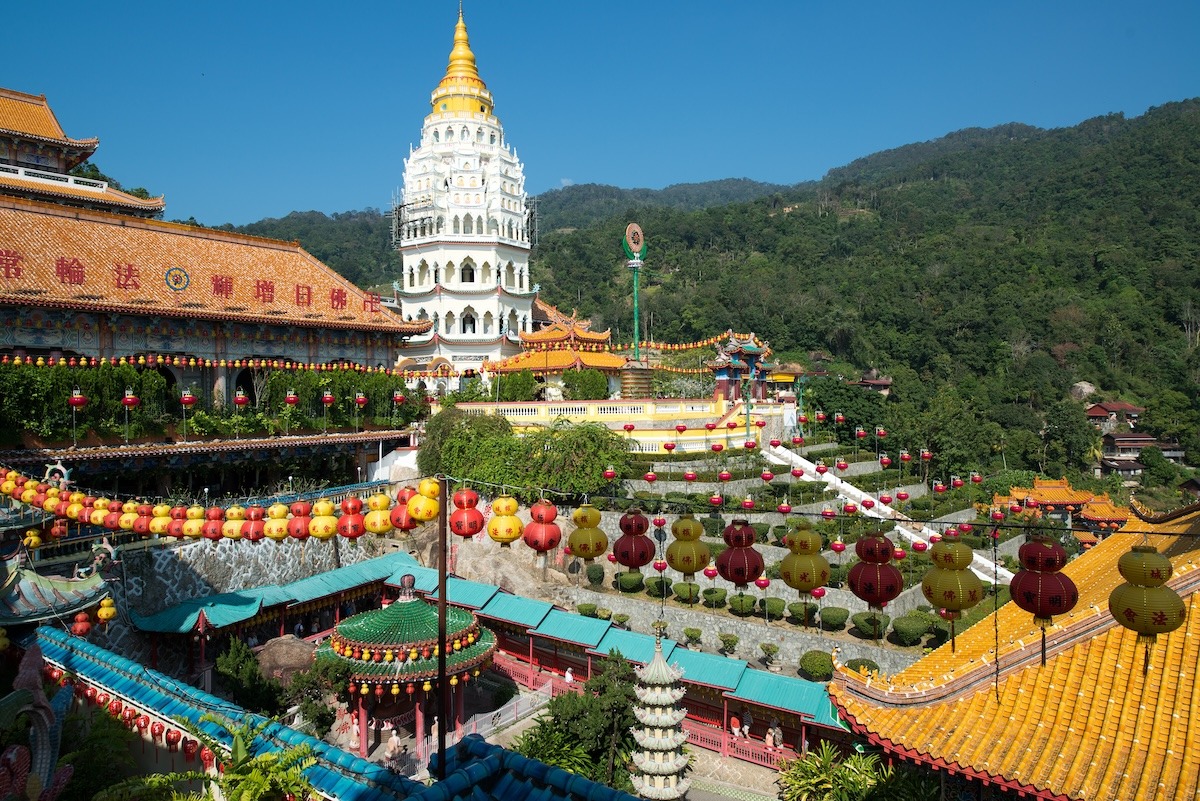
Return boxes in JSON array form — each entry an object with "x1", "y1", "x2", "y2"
[
  {"x1": 721, "y1": 697, "x2": 729, "y2": 757},
  {"x1": 415, "y1": 698, "x2": 426, "y2": 759},
  {"x1": 357, "y1": 694, "x2": 369, "y2": 758},
  {"x1": 455, "y1": 685, "x2": 465, "y2": 736}
]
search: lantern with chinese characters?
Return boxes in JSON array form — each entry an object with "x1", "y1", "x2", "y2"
[
  {"x1": 1009, "y1": 533, "x2": 1078, "y2": 664},
  {"x1": 486, "y1": 495, "x2": 522, "y2": 547},
  {"x1": 240, "y1": 505, "x2": 265, "y2": 542},
  {"x1": 613, "y1": 508, "x2": 654, "y2": 574},
  {"x1": 363, "y1": 493, "x2": 394, "y2": 535},
  {"x1": 780, "y1": 522, "x2": 830, "y2": 627},
  {"x1": 263, "y1": 503, "x2": 289, "y2": 542},
  {"x1": 390, "y1": 488, "x2": 419, "y2": 533},
  {"x1": 715, "y1": 519, "x2": 764, "y2": 590},
  {"x1": 201, "y1": 506, "x2": 225, "y2": 542},
  {"x1": 567, "y1": 503, "x2": 608, "y2": 562},
  {"x1": 148, "y1": 503, "x2": 171, "y2": 537},
  {"x1": 450, "y1": 487, "x2": 486, "y2": 539},
  {"x1": 848, "y1": 531, "x2": 903, "y2": 637},
  {"x1": 407, "y1": 480, "x2": 440, "y2": 523},
  {"x1": 1108, "y1": 544, "x2": 1185, "y2": 673},
  {"x1": 286, "y1": 502, "x2": 312, "y2": 541},
  {"x1": 222, "y1": 504, "x2": 246, "y2": 540},
  {"x1": 338, "y1": 496, "x2": 366, "y2": 540},
  {"x1": 96, "y1": 598, "x2": 118, "y2": 627},
  {"x1": 921, "y1": 531, "x2": 983, "y2": 651},
  {"x1": 308, "y1": 498, "x2": 338, "y2": 541},
  {"x1": 181, "y1": 505, "x2": 206, "y2": 539},
  {"x1": 523, "y1": 499, "x2": 562, "y2": 559},
  {"x1": 665, "y1": 514, "x2": 709, "y2": 581}
]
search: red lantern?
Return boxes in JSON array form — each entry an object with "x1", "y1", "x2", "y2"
[
  {"x1": 861, "y1": 498, "x2": 875, "y2": 510},
  {"x1": 613, "y1": 509, "x2": 654, "y2": 572},
  {"x1": 68, "y1": 390, "x2": 88, "y2": 409},
  {"x1": 322, "y1": 391, "x2": 335, "y2": 406},
  {"x1": 913, "y1": 541, "x2": 929, "y2": 553},
  {"x1": 180, "y1": 390, "x2": 197, "y2": 407},
  {"x1": 815, "y1": 462, "x2": 828, "y2": 475},
  {"x1": 899, "y1": 450, "x2": 912, "y2": 463},
  {"x1": 880, "y1": 455, "x2": 892, "y2": 468},
  {"x1": 704, "y1": 422, "x2": 717, "y2": 432},
  {"x1": 855, "y1": 426, "x2": 866, "y2": 440},
  {"x1": 233, "y1": 389, "x2": 249, "y2": 408},
  {"x1": 798, "y1": 414, "x2": 809, "y2": 425},
  {"x1": 675, "y1": 424, "x2": 687, "y2": 434},
  {"x1": 741, "y1": 496, "x2": 755, "y2": 510},
  {"x1": 200, "y1": 747, "x2": 216, "y2": 770},
  {"x1": 834, "y1": 412, "x2": 845, "y2": 425},
  {"x1": 951, "y1": 476, "x2": 965, "y2": 489},
  {"x1": 183, "y1": 738, "x2": 199, "y2": 761},
  {"x1": 136, "y1": 714, "x2": 150, "y2": 732},
  {"x1": 683, "y1": 470, "x2": 697, "y2": 482},
  {"x1": 703, "y1": 567, "x2": 719, "y2": 579},
  {"x1": 830, "y1": 540, "x2": 846, "y2": 554},
  {"x1": 663, "y1": 442, "x2": 676, "y2": 452},
  {"x1": 843, "y1": 502, "x2": 858, "y2": 515},
  {"x1": 769, "y1": 438, "x2": 781, "y2": 448},
  {"x1": 711, "y1": 443, "x2": 724, "y2": 453},
  {"x1": 653, "y1": 559, "x2": 668, "y2": 572},
  {"x1": 122, "y1": 389, "x2": 140, "y2": 409},
  {"x1": 165, "y1": 729, "x2": 182, "y2": 752},
  {"x1": 623, "y1": 423, "x2": 635, "y2": 433},
  {"x1": 893, "y1": 547, "x2": 907, "y2": 560},
  {"x1": 835, "y1": 459, "x2": 849, "y2": 471},
  {"x1": 150, "y1": 721, "x2": 165, "y2": 741},
  {"x1": 355, "y1": 392, "x2": 368, "y2": 408},
  {"x1": 791, "y1": 467, "x2": 803, "y2": 478},
  {"x1": 792, "y1": 435, "x2": 804, "y2": 445},
  {"x1": 896, "y1": 491, "x2": 910, "y2": 502},
  {"x1": 821, "y1": 506, "x2": 836, "y2": 520},
  {"x1": 754, "y1": 577, "x2": 770, "y2": 589},
  {"x1": 715, "y1": 519, "x2": 764, "y2": 589},
  {"x1": 718, "y1": 470, "x2": 732, "y2": 482},
  {"x1": 744, "y1": 440, "x2": 757, "y2": 450},
  {"x1": 776, "y1": 503, "x2": 792, "y2": 514},
  {"x1": 603, "y1": 467, "x2": 617, "y2": 480},
  {"x1": 108, "y1": 699, "x2": 124, "y2": 717},
  {"x1": 644, "y1": 472, "x2": 658, "y2": 483},
  {"x1": 810, "y1": 587, "x2": 826, "y2": 600},
  {"x1": 971, "y1": 471, "x2": 983, "y2": 484},
  {"x1": 726, "y1": 421, "x2": 737, "y2": 430},
  {"x1": 879, "y1": 493, "x2": 892, "y2": 505}
]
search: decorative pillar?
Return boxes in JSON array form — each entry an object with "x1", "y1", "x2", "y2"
[
  {"x1": 357, "y1": 694, "x2": 368, "y2": 758},
  {"x1": 455, "y1": 685, "x2": 465, "y2": 736},
  {"x1": 415, "y1": 698, "x2": 426, "y2": 758},
  {"x1": 630, "y1": 636, "x2": 689, "y2": 800},
  {"x1": 721, "y1": 697, "x2": 729, "y2": 757}
]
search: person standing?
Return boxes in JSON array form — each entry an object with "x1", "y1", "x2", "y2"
[
  {"x1": 741, "y1": 709, "x2": 753, "y2": 739},
  {"x1": 729, "y1": 712, "x2": 741, "y2": 738}
]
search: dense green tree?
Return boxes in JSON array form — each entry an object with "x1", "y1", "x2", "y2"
[
  {"x1": 498, "y1": 369, "x2": 539, "y2": 402},
  {"x1": 215, "y1": 639, "x2": 284, "y2": 715},
  {"x1": 561, "y1": 368, "x2": 610, "y2": 400}
]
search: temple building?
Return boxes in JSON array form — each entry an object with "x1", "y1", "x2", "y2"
[
  {"x1": 830, "y1": 503, "x2": 1200, "y2": 801},
  {"x1": 389, "y1": 10, "x2": 537, "y2": 385},
  {"x1": 708, "y1": 331, "x2": 775, "y2": 402},
  {"x1": 0, "y1": 86, "x2": 430, "y2": 402},
  {"x1": 992, "y1": 477, "x2": 1131, "y2": 547}
]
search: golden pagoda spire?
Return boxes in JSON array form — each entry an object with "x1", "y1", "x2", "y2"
[{"x1": 430, "y1": 5, "x2": 494, "y2": 116}]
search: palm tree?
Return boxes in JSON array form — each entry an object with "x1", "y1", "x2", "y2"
[{"x1": 96, "y1": 714, "x2": 315, "y2": 801}]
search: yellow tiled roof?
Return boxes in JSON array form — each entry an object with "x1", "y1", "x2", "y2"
[
  {"x1": 521, "y1": 320, "x2": 611, "y2": 344},
  {"x1": 487, "y1": 348, "x2": 626, "y2": 373},
  {"x1": 0, "y1": 88, "x2": 97, "y2": 148},
  {"x1": 1079, "y1": 497, "x2": 1130, "y2": 523},
  {"x1": 0, "y1": 171, "x2": 165, "y2": 211},
  {"x1": 0, "y1": 197, "x2": 431, "y2": 334},
  {"x1": 831, "y1": 507, "x2": 1200, "y2": 801}
]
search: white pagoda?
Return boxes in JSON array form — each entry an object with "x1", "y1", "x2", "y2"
[
  {"x1": 630, "y1": 636, "x2": 690, "y2": 800},
  {"x1": 389, "y1": 9, "x2": 536, "y2": 390}
]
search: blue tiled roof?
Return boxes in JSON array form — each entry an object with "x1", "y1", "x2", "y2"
[
  {"x1": 727, "y1": 668, "x2": 845, "y2": 728},
  {"x1": 429, "y1": 577, "x2": 499, "y2": 609},
  {"x1": 282, "y1": 551, "x2": 417, "y2": 602},
  {"x1": 429, "y1": 735, "x2": 640, "y2": 801},
  {"x1": 388, "y1": 564, "x2": 440, "y2": 593},
  {"x1": 477, "y1": 593, "x2": 553, "y2": 629},
  {"x1": 588, "y1": 629, "x2": 676, "y2": 665},
  {"x1": 667, "y1": 649, "x2": 747, "y2": 690},
  {"x1": 530, "y1": 609, "x2": 611, "y2": 648}
]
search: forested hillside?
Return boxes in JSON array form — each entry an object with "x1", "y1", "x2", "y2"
[{"x1": 533, "y1": 100, "x2": 1200, "y2": 465}]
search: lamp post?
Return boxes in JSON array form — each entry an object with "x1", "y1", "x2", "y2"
[
  {"x1": 284, "y1": 389, "x2": 298, "y2": 435},
  {"x1": 180, "y1": 389, "x2": 196, "y2": 442},
  {"x1": 232, "y1": 388, "x2": 248, "y2": 439},
  {"x1": 623, "y1": 223, "x2": 647, "y2": 363},
  {"x1": 68, "y1": 389, "x2": 88, "y2": 447},
  {"x1": 121, "y1": 388, "x2": 140, "y2": 445}
]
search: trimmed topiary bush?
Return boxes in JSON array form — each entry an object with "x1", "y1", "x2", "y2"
[
  {"x1": 672, "y1": 582, "x2": 700, "y2": 603},
  {"x1": 892, "y1": 614, "x2": 930, "y2": 646},
  {"x1": 728, "y1": 592, "x2": 758, "y2": 616},
  {"x1": 788, "y1": 601, "x2": 818, "y2": 626},
  {"x1": 818, "y1": 606, "x2": 849, "y2": 631},
  {"x1": 845, "y1": 658, "x2": 880, "y2": 674},
  {"x1": 585, "y1": 563, "x2": 606, "y2": 587},
  {"x1": 799, "y1": 649, "x2": 834, "y2": 681},
  {"x1": 617, "y1": 572, "x2": 645, "y2": 593},
  {"x1": 577, "y1": 603, "x2": 598, "y2": 618},
  {"x1": 718, "y1": 633, "x2": 739, "y2": 655},
  {"x1": 596, "y1": 607, "x2": 612, "y2": 620},
  {"x1": 612, "y1": 613, "x2": 630, "y2": 628},
  {"x1": 852, "y1": 612, "x2": 892, "y2": 639},
  {"x1": 701, "y1": 517, "x2": 723, "y2": 536},
  {"x1": 645, "y1": 577, "x2": 672, "y2": 599},
  {"x1": 757, "y1": 597, "x2": 786, "y2": 620},
  {"x1": 702, "y1": 588, "x2": 727, "y2": 608},
  {"x1": 827, "y1": 563, "x2": 849, "y2": 588}
]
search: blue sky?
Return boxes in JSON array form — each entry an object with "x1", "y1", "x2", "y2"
[{"x1": 9, "y1": 1, "x2": 1197, "y2": 226}]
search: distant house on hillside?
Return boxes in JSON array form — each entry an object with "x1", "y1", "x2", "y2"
[
  {"x1": 1097, "y1": 431, "x2": 1184, "y2": 484},
  {"x1": 1086, "y1": 400, "x2": 1145, "y2": 433}
]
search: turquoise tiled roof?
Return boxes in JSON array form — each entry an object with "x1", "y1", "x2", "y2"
[
  {"x1": 388, "y1": 564, "x2": 439, "y2": 593},
  {"x1": 667, "y1": 649, "x2": 747, "y2": 690},
  {"x1": 727, "y1": 669, "x2": 846, "y2": 729},
  {"x1": 477, "y1": 593, "x2": 553, "y2": 629},
  {"x1": 131, "y1": 551, "x2": 418, "y2": 634},
  {"x1": 429, "y1": 577, "x2": 499, "y2": 609},
  {"x1": 530, "y1": 609, "x2": 611, "y2": 648},
  {"x1": 588, "y1": 629, "x2": 676, "y2": 665}
]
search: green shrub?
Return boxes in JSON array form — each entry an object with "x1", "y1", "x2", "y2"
[
  {"x1": 672, "y1": 582, "x2": 700, "y2": 603},
  {"x1": 701, "y1": 517, "x2": 723, "y2": 536},
  {"x1": 682, "y1": 627, "x2": 703, "y2": 645},
  {"x1": 718, "y1": 633, "x2": 739, "y2": 654},
  {"x1": 613, "y1": 613, "x2": 630, "y2": 627},
  {"x1": 752, "y1": 523, "x2": 771, "y2": 542},
  {"x1": 701, "y1": 588, "x2": 727, "y2": 608},
  {"x1": 617, "y1": 572, "x2": 645, "y2": 593},
  {"x1": 844, "y1": 658, "x2": 880, "y2": 674},
  {"x1": 645, "y1": 577, "x2": 672, "y2": 599},
  {"x1": 728, "y1": 593, "x2": 757, "y2": 616},
  {"x1": 585, "y1": 563, "x2": 606, "y2": 586},
  {"x1": 577, "y1": 603, "x2": 597, "y2": 618},
  {"x1": 596, "y1": 607, "x2": 611, "y2": 620},
  {"x1": 818, "y1": 606, "x2": 849, "y2": 631},
  {"x1": 960, "y1": 534, "x2": 983, "y2": 550},
  {"x1": 799, "y1": 650, "x2": 834, "y2": 681},
  {"x1": 892, "y1": 615, "x2": 930, "y2": 646},
  {"x1": 851, "y1": 612, "x2": 891, "y2": 639},
  {"x1": 828, "y1": 563, "x2": 849, "y2": 587},
  {"x1": 759, "y1": 643, "x2": 780, "y2": 661},
  {"x1": 788, "y1": 601, "x2": 818, "y2": 626},
  {"x1": 757, "y1": 597, "x2": 786, "y2": 620}
]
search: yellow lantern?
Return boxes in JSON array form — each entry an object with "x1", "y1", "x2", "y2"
[
  {"x1": 1109, "y1": 545, "x2": 1186, "y2": 671},
  {"x1": 417, "y1": 477, "x2": 441, "y2": 500},
  {"x1": 23, "y1": 530, "x2": 41, "y2": 549},
  {"x1": 486, "y1": 495, "x2": 522, "y2": 546},
  {"x1": 384, "y1": 649, "x2": 394, "y2": 662},
  {"x1": 567, "y1": 503, "x2": 607, "y2": 562},
  {"x1": 449, "y1": 675, "x2": 459, "y2": 686},
  {"x1": 665, "y1": 513, "x2": 710, "y2": 580},
  {"x1": 364, "y1": 507, "x2": 394, "y2": 535},
  {"x1": 65, "y1": 501, "x2": 84, "y2": 520},
  {"x1": 408, "y1": 492, "x2": 439, "y2": 522},
  {"x1": 409, "y1": 648, "x2": 419, "y2": 661},
  {"x1": 264, "y1": 503, "x2": 290, "y2": 542},
  {"x1": 309, "y1": 498, "x2": 338, "y2": 540},
  {"x1": 391, "y1": 683, "x2": 400, "y2": 696},
  {"x1": 97, "y1": 598, "x2": 117, "y2": 624},
  {"x1": 422, "y1": 681, "x2": 432, "y2": 692},
  {"x1": 118, "y1": 509, "x2": 138, "y2": 531},
  {"x1": 223, "y1": 505, "x2": 246, "y2": 539},
  {"x1": 366, "y1": 492, "x2": 392, "y2": 512},
  {"x1": 182, "y1": 505, "x2": 206, "y2": 539},
  {"x1": 149, "y1": 506, "x2": 172, "y2": 536},
  {"x1": 361, "y1": 683, "x2": 370, "y2": 696}
]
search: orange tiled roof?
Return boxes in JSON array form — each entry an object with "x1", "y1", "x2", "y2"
[
  {"x1": 1000, "y1": 477, "x2": 1095, "y2": 509},
  {"x1": 830, "y1": 506, "x2": 1200, "y2": 801},
  {"x1": 0, "y1": 88, "x2": 97, "y2": 148},
  {"x1": 0, "y1": 197, "x2": 431, "y2": 334},
  {"x1": 1079, "y1": 496, "x2": 1130, "y2": 523},
  {"x1": 0, "y1": 170, "x2": 165, "y2": 211},
  {"x1": 520, "y1": 320, "x2": 610, "y2": 345},
  {"x1": 533, "y1": 297, "x2": 593, "y2": 329},
  {"x1": 486, "y1": 348, "x2": 626, "y2": 374}
]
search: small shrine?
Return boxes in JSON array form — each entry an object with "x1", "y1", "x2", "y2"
[
  {"x1": 707, "y1": 330, "x2": 774, "y2": 402},
  {"x1": 629, "y1": 636, "x2": 689, "y2": 800},
  {"x1": 314, "y1": 574, "x2": 497, "y2": 758}
]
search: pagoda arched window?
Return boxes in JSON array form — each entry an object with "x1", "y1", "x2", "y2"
[
  {"x1": 461, "y1": 313, "x2": 477, "y2": 334},
  {"x1": 476, "y1": 215, "x2": 483, "y2": 231},
  {"x1": 460, "y1": 263, "x2": 475, "y2": 283},
  {"x1": 507, "y1": 310, "x2": 519, "y2": 334},
  {"x1": 488, "y1": 218, "x2": 499, "y2": 235},
  {"x1": 417, "y1": 261, "x2": 430, "y2": 286},
  {"x1": 482, "y1": 311, "x2": 494, "y2": 334},
  {"x1": 504, "y1": 262, "x2": 516, "y2": 287},
  {"x1": 446, "y1": 128, "x2": 454, "y2": 141},
  {"x1": 463, "y1": 216, "x2": 473, "y2": 234},
  {"x1": 433, "y1": 130, "x2": 440, "y2": 143},
  {"x1": 436, "y1": 216, "x2": 444, "y2": 233},
  {"x1": 434, "y1": 266, "x2": 441, "y2": 285},
  {"x1": 461, "y1": 126, "x2": 469, "y2": 140},
  {"x1": 490, "y1": 133, "x2": 496, "y2": 144},
  {"x1": 476, "y1": 128, "x2": 484, "y2": 142},
  {"x1": 407, "y1": 268, "x2": 415, "y2": 288},
  {"x1": 481, "y1": 262, "x2": 493, "y2": 284},
  {"x1": 417, "y1": 308, "x2": 429, "y2": 321},
  {"x1": 452, "y1": 216, "x2": 461, "y2": 234}
]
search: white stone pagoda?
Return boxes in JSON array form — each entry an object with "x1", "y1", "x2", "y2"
[
  {"x1": 389, "y1": 9, "x2": 536, "y2": 390},
  {"x1": 630, "y1": 636, "x2": 690, "y2": 800}
]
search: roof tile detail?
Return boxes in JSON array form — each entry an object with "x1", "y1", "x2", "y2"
[{"x1": 0, "y1": 88, "x2": 97, "y2": 148}]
